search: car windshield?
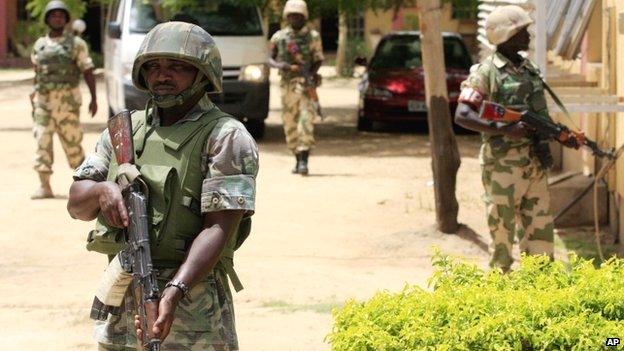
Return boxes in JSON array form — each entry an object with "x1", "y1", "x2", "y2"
[
  {"x1": 129, "y1": 0, "x2": 263, "y2": 36},
  {"x1": 369, "y1": 35, "x2": 472, "y2": 70}
]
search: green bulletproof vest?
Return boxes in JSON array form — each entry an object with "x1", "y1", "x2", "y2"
[
  {"x1": 86, "y1": 106, "x2": 250, "y2": 291},
  {"x1": 276, "y1": 27, "x2": 314, "y2": 81},
  {"x1": 34, "y1": 34, "x2": 81, "y2": 92},
  {"x1": 482, "y1": 54, "x2": 550, "y2": 147}
]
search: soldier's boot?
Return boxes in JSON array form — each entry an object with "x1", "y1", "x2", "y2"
[
  {"x1": 292, "y1": 153, "x2": 302, "y2": 174},
  {"x1": 298, "y1": 150, "x2": 309, "y2": 176},
  {"x1": 31, "y1": 172, "x2": 54, "y2": 199}
]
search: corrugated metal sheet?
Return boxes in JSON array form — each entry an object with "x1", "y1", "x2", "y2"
[
  {"x1": 478, "y1": 0, "x2": 595, "y2": 60},
  {"x1": 550, "y1": 0, "x2": 597, "y2": 58}
]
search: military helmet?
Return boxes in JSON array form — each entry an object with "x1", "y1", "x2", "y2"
[
  {"x1": 283, "y1": 0, "x2": 309, "y2": 20},
  {"x1": 44, "y1": 0, "x2": 70, "y2": 24},
  {"x1": 485, "y1": 5, "x2": 533, "y2": 45},
  {"x1": 132, "y1": 22, "x2": 222, "y2": 107}
]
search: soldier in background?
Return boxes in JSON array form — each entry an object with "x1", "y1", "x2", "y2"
[
  {"x1": 454, "y1": 5, "x2": 554, "y2": 272},
  {"x1": 269, "y1": 0, "x2": 324, "y2": 176},
  {"x1": 67, "y1": 22, "x2": 258, "y2": 350},
  {"x1": 30, "y1": 0, "x2": 97, "y2": 199}
]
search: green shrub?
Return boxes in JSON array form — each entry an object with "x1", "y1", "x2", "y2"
[{"x1": 328, "y1": 253, "x2": 624, "y2": 351}]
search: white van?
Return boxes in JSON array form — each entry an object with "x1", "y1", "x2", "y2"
[{"x1": 104, "y1": 0, "x2": 269, "y2": 137}]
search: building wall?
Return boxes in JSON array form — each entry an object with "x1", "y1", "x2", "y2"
[{"x1": 363, "y1": 4, "x2": 479, "y2": 54}]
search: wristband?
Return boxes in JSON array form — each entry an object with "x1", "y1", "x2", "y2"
[{"x1": 165, "y1": 280, "x2": 191, "y2": 302}]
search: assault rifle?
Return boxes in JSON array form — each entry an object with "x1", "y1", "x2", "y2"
[
  {"x1": 479, "y1": 100, "x2": 615, "y2": 159},
  {"x1": 90, "y1": 110, "x2": 161, "y2": 351},
  {"x1": 286, "y1": 40, "x2": 323, "y2": 118}
]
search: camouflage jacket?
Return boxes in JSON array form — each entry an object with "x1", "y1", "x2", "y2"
[
  {"x1": 31, "y1": 31, "x2": 94, "y2": 92},
  {"x1": 270, "y1": 25, "x2": 324, "y2": 81},
  {"x1": 461, "y1": 52, "x2": 552, "y2": 164},
  {"x1": 74, "y1": 97, "x2": 259, "y2": 216}
]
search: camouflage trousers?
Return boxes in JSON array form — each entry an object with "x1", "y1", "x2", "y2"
[
  {"x1": 280, "y1": 78, "x2": 316, "y2": 153},
  {"x1": 33, "y1": 87, "x2": 84, "y2": 174},
  {"x1": 481, "y1": 144, "x2": 554, "y2": 270},
  {"x1": 96, "y1": 267, "x2": 238, "y2": 351}
]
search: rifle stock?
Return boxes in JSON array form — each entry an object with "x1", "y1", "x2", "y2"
[{"x1": 108, "y1": 109, "x2": 135, "y2": 165}]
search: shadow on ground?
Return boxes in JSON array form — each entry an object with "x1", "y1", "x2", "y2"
[{"x1": 261, "y1": 106, "x2": 481, "y2": 158}]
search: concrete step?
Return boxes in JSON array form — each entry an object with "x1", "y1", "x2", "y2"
[{"x1": 549, "y1": 174, "x2": 607, "y2": 227}]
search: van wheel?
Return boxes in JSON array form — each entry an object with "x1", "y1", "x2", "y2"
[
  {"x1": 245, "y1": 120, "x2": 265, "y2": 140},
  {"x1": 357, "y1": 117, "x2": 373, "y2": 132}
]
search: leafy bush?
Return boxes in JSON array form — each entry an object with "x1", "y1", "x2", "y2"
[
  {"x1": 328, "y1": 253, "x2": 624, "y2": 351},
  {"x1": 339, "y1": 37, "x2": 371, "y2": 78}
]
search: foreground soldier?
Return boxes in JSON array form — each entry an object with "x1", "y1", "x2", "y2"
[
  {"x1": 455, "y1": 5, "x2": 554, "y2": 272},
  {"x1": 269, "y1": 0, "x2": 324, "y2": 175},
  {"x1": 31, "y1": 0, "x2": 97, "y2": 199},
  {"x1": 67, "y1": 22, "x2": 258, "y2": 350}
]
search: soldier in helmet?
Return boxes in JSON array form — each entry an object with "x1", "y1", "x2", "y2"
[
  {"x1": 454, "y1": 5, "x2": 555, "y2": 272},
  {"x1": 269, "y1": 0, "x2": 324, "y2": 175},
  {"x1": 67, "y1": 22, "x2": 258, "y2": 350},
  {"x1": 30, "y1": 0, "x2": 97, "y2": 199}
]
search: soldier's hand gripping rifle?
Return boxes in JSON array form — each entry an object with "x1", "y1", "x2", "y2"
[
  {"x1": 90, "y1": 110, "x2": 161, "y2": 351},
  {"x1": 286, "y1": 40, "x2": 323, "y2": 118},
  {"x1": 479, "y1": 100, "x2": 615, "y2": 159}
]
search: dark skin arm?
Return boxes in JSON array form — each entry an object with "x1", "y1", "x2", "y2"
[
  {"x1": 454, "y1": 102, "x2": 531, "y2": 139},
  {"x1": 135, "y1": 210, "x2": 244, "y2": 343},
  {"x1": 67, "y1": 179, "x2": 129, "y2": 228},
  {"x1": 83, "y1": 68, "x2": 98, "y2": 117}
]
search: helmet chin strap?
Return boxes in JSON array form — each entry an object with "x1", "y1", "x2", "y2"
[{"x1": 150, "y1": 79, "x2": 211, "y2": 108}]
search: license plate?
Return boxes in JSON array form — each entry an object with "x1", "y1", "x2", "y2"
[{"x1": 408, "y1": 100, "x2": 427, "y2": 112}]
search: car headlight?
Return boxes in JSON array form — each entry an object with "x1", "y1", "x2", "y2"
[
  {"x1": 365, "y1": 86, "x2": 393, "y2": 98},
  {"x1": 239, "y1": 64, "x2": 269, "y2": 82}
]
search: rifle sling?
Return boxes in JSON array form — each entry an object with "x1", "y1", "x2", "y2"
[{"x1": 538, "y1": 76, "x2": 579, "y2": 129}]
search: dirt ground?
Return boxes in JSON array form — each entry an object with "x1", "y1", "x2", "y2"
[{"x1": 0, "y1": 70, "x2": 590, "y2": 350}]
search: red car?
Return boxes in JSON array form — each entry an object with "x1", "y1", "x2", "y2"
[{"x1": 356, "y1": 32, "x2": 473, "y2": 131}]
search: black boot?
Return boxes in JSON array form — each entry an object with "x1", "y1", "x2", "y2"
[
  {"x1": 292, "y1": 153, "x2": 301, "y2": 174},
  {"x1": 298, "y1": 150, "x2": 309, "y2": 176}
]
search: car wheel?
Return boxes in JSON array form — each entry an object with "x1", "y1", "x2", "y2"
[
  {"x1": 357, "y1": 117, "x2": 373, "y2": 132},
  {"x1": 245, "y1": 119, "x2": 265, "y2": 140}
]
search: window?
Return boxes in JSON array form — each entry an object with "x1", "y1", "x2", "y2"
[
  {"x1": 348, "y1": 11, "x2": 365, "y2": 39},
  {"x1": 129, "y1": 0, "x2": 263, "y2": 36},
  {"x1": 369, "y1": 35, "x2": 472, "y2": 70}
]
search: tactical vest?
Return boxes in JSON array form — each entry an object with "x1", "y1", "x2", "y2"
[
  {"x1": 482, "y1": 54, "x2": 549, "y2": 147},
  {"x1": 277, "y1": 28, "x2": 314, "y2": 81},
  {"x1": 34, "y1": 34, "x2": 81, "y2": 92},
  {"x1": 86, "y1": 107, "x2": 251, "y2": 291}
]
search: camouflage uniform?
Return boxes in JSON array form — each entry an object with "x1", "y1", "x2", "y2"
[
  {"x1": 74, "y1": 99, "x2": 259, "y2": 350},
  {"x1": 461, "y1": 52, "x2": 554, "y2": 270},
  {"x1": 270, "y1": 25, "x2": 324, "y2": 153},
  {"x1": 73, "y1": 22, "x2": 258, "y2": 350},
  {"x1": 31, "y1": 31, "x2": 93, "y2": 174}
]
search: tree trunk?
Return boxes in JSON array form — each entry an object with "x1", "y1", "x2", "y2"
[
  {"x1": 335, "y1": 10, "x2": 348, "y2": 76},
  {"x1": 417, "y1": 0, "x2": 460, "y2": 233}
]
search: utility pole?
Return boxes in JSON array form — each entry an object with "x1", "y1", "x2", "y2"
[{"x1": 417, "y1": 0, "x2": 460, "y2": 233}]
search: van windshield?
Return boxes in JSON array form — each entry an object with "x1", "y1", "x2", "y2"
[
  {"x1": 369, "y1": 35, "x2": 472, "y2": 70},
  {"x1": 129, "y1": 0, "x2": 263, "y2": 36}
]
